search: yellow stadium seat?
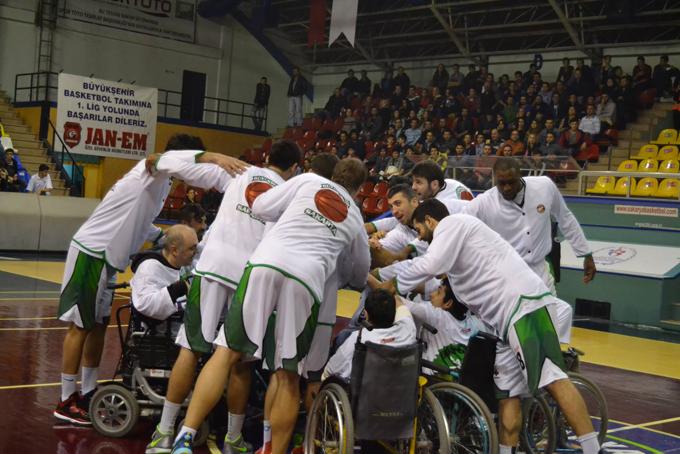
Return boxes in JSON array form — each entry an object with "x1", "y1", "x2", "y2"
[
  {"x1": 616, "y1": 160, "x2": 638, "y2": 172},
  {"x1": 610, "y1": 177, "x2": 636, "y2": 196},
  {"x1": 657, "y1": 145, "x2": 679, "y2": 161},
  {"x1": 659, "y1": 159, "x2": 680, "y2": 174},
  {"x1": 655, "y1": 178, "x2": 680, "y2": 199},
  {"x1": 631, "y1": 177, "x2": 659, "y2": 197},
  {"x1": 631, "y1": 144, "x2": 658, "y2": 160},
  {"x1": 638, "y1": 158, "x2": 659, "y2": 172},
  {"x1": 586, "y1": 176, "x2": 616, "y2": 194},
  {"x1": 652, "y1": 128, "x2": 678, "y2": 145}
]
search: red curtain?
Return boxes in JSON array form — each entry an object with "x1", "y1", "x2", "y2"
[{"x1": 308, "y1": 0, "x2": 326, "y2": 47}]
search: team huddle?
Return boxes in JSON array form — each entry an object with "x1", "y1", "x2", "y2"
[{"x1": 53, "y1": 134, "x2": 602, "y2": 454}]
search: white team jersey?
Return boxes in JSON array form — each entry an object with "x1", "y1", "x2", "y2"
[
  {"x1": 380, "y1": 223, "x2": 418, "y2": 253},
  {"x1": 464, "y1": 176, "x2": 590, "y2": 268},
  {"x1": 251, "y1": 173, "x2": 370, "y2": 302},
  {"x1": 195, "y1": 167, "x2": 284, "y2": 288},
  {"x1": 72, "y1": 150, "x2": 229, "y2": 271},
  {"x1": 395, "y1": 214, "x2": 552, "y2": 339},
  {"x1": 436, "y1": 178, "x2": 474, "y2": 202},
  {"x1": 323, "y1": 305, "x2": 416, "y2": 381},
  {"x1": 130, "y1": 255, "x2": 183, "y2": 321},
  {"x1": 371, "y1": 216, "x2": 399, "y2": 232}
]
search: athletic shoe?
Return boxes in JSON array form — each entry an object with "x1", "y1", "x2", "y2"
[
  {"x1": 146, "y1": 425, "x2": 174, "y2": 453},
  {"x1": 223, "y1": 433, "x2": 253, "y2": 454},
  {"x1": 54, "y1": 392, "x2": 92, "y2": 425},
  {"x1": 171, "y1": 432, "x2": 194, "y2": 454},
  {"x1": 254, "y1": 442, "x2": 271, "y2": 454},
  {"x1": 78, "y1": 388, "x2": 97, "y2": 413}
]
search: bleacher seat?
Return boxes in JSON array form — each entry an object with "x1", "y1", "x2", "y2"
[
  {"x1": 358, "y1": 181, "x2": 375, "y2": 198},
  {"x1": 631, "y1": 144, "x2": 658, "y2": 160},
  {"x1": 364, "y1": 141, "x2": 375, "y2": 158},
  {"x1": 657, "y1": 145, "x2": 678, "y2": 161},
  {"x1": 303, "y1": 130, "x2": 317, "y2": 142},
  {"x1": 586, "y1": 176, "x2": 615, "y2": 194},
  {"x1": 373, "y1": 181, "x2": 389, "y2": 198},
  {"x1": 617, "y1": 160, "x2": 638, "y2": 172},
  {"x1": 283, "y1": 128, "x2": 294, "y2": 139},
  {"x1": 652, "y1": 128, "x2": 678, "y2": 145},
  {"x1": 574, "y1": 144, "x2": 600, "y2": 162},
  {"x1": 639, "y1": 158, "x2": 659, "y2": 173},
  {"x1": 376, "y1": 197, "x2": 389, "y2": 213},
  {"x1": 302, "y1": 117, "x2": 314, "y2": 130},
  {"x1": 659, "y1": 159, "x2": 680, "y2": 174},
  {"x1": 262, "y1": 138, "x2": 272, "y2": 153},
  {"x1": 362, "y1": 197, "x2": 382, "y2": 218},
  {"x1": 655, "y1": 178, "x2": 680, "y2": 199},
  {"x1": 610, "y1": 177, "x2": 636, "y2": 196},
  {"x1": 631, "y1": 177, "x2": 659, "y2": 197}
]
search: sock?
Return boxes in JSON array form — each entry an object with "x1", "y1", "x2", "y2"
[
  {"x1": 159, "y1": 400, "x2": 182, "y2": 434},
  {"x1": 499, "y1": 445, "x2": 515, "y2": 454},
  {"x1": 227, "y1": 412, "x2": 246, "y2": 440},
  {"x1": 578, "y1": 431, "x2": 600, "y2": 454},
  {"x1": 263, "y1": 420, "x2": 272, "y2": 444},
  {"x1": 174, "y1": 426, "x2": 197, "y2": 444},
  {"x1": 80, "y1": 366, "x2": 98, "y2": 395},
  {"x1": 61, "y1": 373, "x2": 78, "y2": 401}
]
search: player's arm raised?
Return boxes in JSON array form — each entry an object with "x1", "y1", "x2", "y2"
[
  {"x1": 251, "y1": 177, "x2": 301, "y2": 222},
  {"x1": 153, "y1": 152, "x2": 234, "y2": 190},
  {"x1": 196, "y1": 152, "x2": 249, "y2": 176}
]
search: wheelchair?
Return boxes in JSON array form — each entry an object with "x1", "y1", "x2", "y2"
[{"x1": 88, "y1": 283, "x2": 211, "y2": 444}]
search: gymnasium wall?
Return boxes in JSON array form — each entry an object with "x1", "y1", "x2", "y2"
[{"x1": 0, "y1": 1, "x2": 291, "y2": 133}]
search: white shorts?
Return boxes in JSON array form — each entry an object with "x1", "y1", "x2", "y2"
[
  {"x1": 221, "y1": 265, "x2": 319, "y2": 376},
  {"x1": 176, "y1": 274, "x2": 233, "y2": 354},
  {"x1": 58, "y1": 245, "x2": 117, "y2": 329},
  {"x1": 494, "y1": 304, "x2": 568, "y2": 398},
  {"x1": 532, "y1": 260, "x2": 573, "y2": 343}
]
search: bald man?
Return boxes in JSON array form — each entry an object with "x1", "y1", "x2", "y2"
[{"x1": 130, "y1": 225, "x2": 199, "y2": 321}]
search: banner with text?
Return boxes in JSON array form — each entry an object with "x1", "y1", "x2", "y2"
[
  {"x1": 57, "y1": 73, "x2": 158, "y2": 160},
  {"x1": 62, "y1": 0, "x2": 197, "y2": 43}
]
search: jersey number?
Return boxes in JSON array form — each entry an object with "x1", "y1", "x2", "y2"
[{"x1": 516, "y1": 352, "x2": 526, "y2": 371}]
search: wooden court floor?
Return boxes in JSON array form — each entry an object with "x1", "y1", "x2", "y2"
[{"x1": 0, "y1": 257, "x2": 679, "y2": 454}]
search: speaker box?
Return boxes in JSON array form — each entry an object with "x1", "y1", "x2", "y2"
[{"x1": 180, "y1": 70, "x2": 206, "y2": 123}]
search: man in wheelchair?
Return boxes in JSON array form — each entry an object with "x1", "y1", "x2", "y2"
[
  {"x1": 129, "y1": 224, "x2": 197, "y2": 322},
  {"x1": 323, "y1": 289, "x2": 416, "y2": 382}
]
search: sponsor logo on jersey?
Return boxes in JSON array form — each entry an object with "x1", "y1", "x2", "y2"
[
  {"x1": 236, "y1": 204, "x2": 266, "y2": 224},
  {"x1": 304, "y1": 208, "x2": 338, "y2": 236}
]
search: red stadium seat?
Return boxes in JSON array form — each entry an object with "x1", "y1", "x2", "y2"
[
  {"x1": 333, "y1": 117, "x2": 344, "y2": 131},
  {"x1": 283, "y1": 128, "x2": 294, "y2": 139},
  {"x1": 364, "y1": 141, "x2": 375, "y2": 157},
  {"x1": 376, "y1": 197, "x2": 389, "y2": 212},
  {"x1": 373, "y1": 181, "x2": 389, "y2": 198},
  {"x1": 321, "y1": 120, "x2": 335, "y2": 132},
  {"x1": 292, "y1": 127, "x2": 304, "y2": 139},
  {"x1": 261, "y1": 138, "x2": 272, "y2": 153},
  {"x1": 362, "y1": 197, "x2": 380, "y2": 218},
  {"x1": 303, "y1": 130, "x2": 317, "y2": 142},
  {"x1": 302, "y1": 117, "x2": 314, "y2": 130},
  {"x1": 358, "y1": 181, "x2": 375, "y2": 198},
  {"x1": 171, "y1": 182, "x2": 187, "y2": 200},
  {"x1": 312, "y1": 118, "x2": 323, "y2": 130}
]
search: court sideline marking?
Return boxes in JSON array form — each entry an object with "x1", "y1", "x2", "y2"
[
  {"x1": 0, "y1": 325, "x2": 127, "y2": 332},
  {"x1": 0, "y1": 378, "x2": 122, "y2": 391}
]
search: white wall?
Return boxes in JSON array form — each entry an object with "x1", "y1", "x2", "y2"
[{"x1": 0, "y1": 1, "x2": 290, "y2": 133}]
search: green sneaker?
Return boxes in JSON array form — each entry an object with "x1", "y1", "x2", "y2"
[
  {"x1": 223, "y1": 433, "x2": 253, "y2": 454},
  {"x1": 171, "y1": 431, "x2": 194, "y2": 454},
  {"x1": 146, "y1": 425, "x2": 174, "y2": 453}
]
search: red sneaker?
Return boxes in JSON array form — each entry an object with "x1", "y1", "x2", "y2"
[
  {"x1": 54, "y1": 392, "x2": 92, "y2": 425},
  {"x1": 254, "y1": 442, "x2": 272, "y2": 454},
  {"x1": 290, "y1": 446, "x2": 304, "y2": 454}
]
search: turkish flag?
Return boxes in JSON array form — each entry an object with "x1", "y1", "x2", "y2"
[{"x1": 308, "y1": 0, "x2": 326, "y2": 47}]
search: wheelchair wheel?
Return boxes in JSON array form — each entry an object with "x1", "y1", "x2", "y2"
[
  {"x1": 520, "y1": 395, "x2": 556, "y2": 454},
  {"x1": 429, "y1": 382, "x2": 498, "y2": 454},
  {"x1": 415, "y1": 388, "x2": 451, "y2": 454},
  {"x1": 90, "y1": 383, "x2": 140, "y2": 438},
  {"x1": 550, "y1": 373, "x2": 608, "y2": 449},
  {"x1": 305, "y1": 382, "x2": 354, "y2": 454},
  {"x1": 177, "y1": 418, "x2": 210, "y2": 447}
]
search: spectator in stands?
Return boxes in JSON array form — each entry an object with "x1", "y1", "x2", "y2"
[
  {"x1": 406, "y1": 86, "x2": 421, "y2": 111},
  {"x1": 323, "y1": 88, "x2": 347, "y2": 120},
  {"x1": 183, "y1": 188, "x2": 197, "y2": 207},
  {"x1": 252, "y1": 76, "x2": 270, "y2": 131},
  {"x1": 596, "y1": 93, "x2": 616, "y2": 130},
  {"x1": 503, "y1": 130, "x2": 525, "y2": 156},
  {"x1": 480, "y1": 81, "x2": 497, "y2": 115},
  {"x1": 595, "y1": 55, "x2": 615, "y2": 89},
  {"x1": 349, "y1": 129, "x2": 365, "y2": 159},
  {"x1": 391, "y1": 85, "x2": 406, "y2": 109},
  {"x1": 379, "y1": 69, "x2": 395, "y2": 97},
  {"x1": 465, "y1": 64, "x2": 481, "y2": 92},
  {"x1": 632, "y1": 56, "x2": 652, "y2": 93},
  {"x1": 393, "y1": 118, "x2": 405, "y2": 139},
  {"x1": 462, "y1": 133, "x2": 476, "y2": 155},
  {"x1": 178, "y1": 204, "x2": 208, "y2": 241},
  {"x1": 455, "y1": 107, "x2": 474, "y2": 140},
  {"x1": 386, "y1": 149, "x2": 404, "y2": 173},
  {"x1": 525, "y1": 132, "x2": 540, "y2": 156},
  {"x1": 579, "y1": 104, "x2": 601, "y2": 138},
  {"x1": 614, "y1": 76, "x2": 636, "y2": 128},
  {"x1": 287, "y1": 66, "x2": 307, "y2": 127},
  {"x1": 0, "y1": 149, "x2": 24, "y2": 192},
  {"x1": 502, "y1": 95, "x2": 518, "y2": 126},
  {"x1": 464, "y1": 88, "x2": 481, "y2": 115},
  {"x1": 370, "y1": 148, "x2": 390, "y2": 176},
  {"x1": 337, "y1": 131, "x2": 351, "y2": 158},
  {"x1": 568, "y1": 68, "x2": 591, "y2": 103},
  {"x1": 357, "y1": 70, "x2": 372, "y2": 96},
  {"x1": 449, "y1": 143, "x2": 475, "y2": 176},
  {"x1": 528, "y1": 119, "x2": 542, "y2": 137},
  {"x1": 421, "y1": 130, "x2": 436, "y2": 153},
  {"x1": 560, "y1": 119, "x2": 589, "y2": 158},
  {"x1": 474, "y1": 133, "x2": 486, "y2": 156},
  {"x1": 602, "y1": 77, "x2": 618, "y2": 97},
  {"x1": 489, "y1": 128, "x2": 503, "y2": 153},
  {"x1": 539, "y1": 82, "x2": 553, "y2": 104},
  {"x1": 539, "y1": 132, "x2": 565, "y2": 156},
  {"x1": 478, "y1": 112, "x2": 495, "y2": 137},
  {"x1": 436, "y1": 129, "x2": 456, "y2": 154},
  {"x1": 394, "y1": 66, "x2": 410, "y2": 95},
  {"x1": 429, "y1": 145, "x2": 448, "y2": 170},
  {"x1": 341, "y1": 108, "x2": 357, "y2": 133},
  {"x1": 431, "y1": 63, "x2": 449, "y2": 93},
  {"x1": 449, "y1": 64, "x2": 464, "y2": 94},
  {"x1": 574, "y1": 57, "x2": 595, "y2": 86},
  {"x1": 653, "y1": 55, "x2": 678, "y2": 100},
  {"x1": 515, "y1": 117, "x2": 527, "y2": 140},
  {"x1": 538, "y1": 118, "x2": 560, "y2": 146},
  {"x1": 363, "y1": 107, "x2": 384, "y2": 141},
  {"x1": 340, "y1": 69, "x2": 358, "y2": 97},
  {"x1": 549, "y1": 93, "x2": 567, "y2": 124},
  {"x1": 404, "y1": 119, "x2": 422, "y2": 146},
  {"x1": 402, "y1": 147, "x2": 416, "y2": 173},
  {"x1": 498, "y1": 144, "x2": 514, "y2": 157},
  {"x1": 27, "y1": 164, "x2": 52, "y2": 195},
  {"x1": 496, "y1": 119, "x2": 510, "y2": 140}
]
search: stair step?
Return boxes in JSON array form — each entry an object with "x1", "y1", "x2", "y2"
[
  {"x1": 2, "y1": 124, "x2": 32, "y2": 134},
  {"x1": 17, "y1": 155, "x2": 50, "y2": 165},
  {"x1": 0, "y1": 117, "x2": 25, "y2": 127},
  {"x1": 4, "y1": 131, "x2": 37, "y2": 141},
  {"x1": 11, "y1": 138, "x2": 43, "y2": 148},
  {"x1": 15, "y1": 148, "x2": 47, "y2": 158}
]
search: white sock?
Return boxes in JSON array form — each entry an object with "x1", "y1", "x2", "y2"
[
  {"x1": 174, "y1": 426, "x2": 197, "y2": 444},
  {"x1": 158, "y1": 400, "x2": 182, "y2": 434},
  {"x1": 80, "y1": 366, "x2": 98, "y2": 395},
  {"x1": 499, "y1": 445, "x2": 515, "y2": 454},
  {"x1": 61, "y1": 373, "x2": 78, "y2": 401},
  {"x1": 227, "y1": 412, "x2": 246, "y2": 440},
  {"x1": 263, "y1": 420, "x2": 272, "y2": 444},
  {"x1": 578, "y1": 431, "x2": 600, "y2": 454}
]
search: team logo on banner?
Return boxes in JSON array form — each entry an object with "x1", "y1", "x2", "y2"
[
  {"x1": 63, "y1": 122, "x2": 82, "y2": 148},
  {"x1": 592, "y1": 246, "x2": 637, "y2": 265}
]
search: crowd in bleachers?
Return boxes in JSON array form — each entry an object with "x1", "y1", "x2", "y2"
[
  {"x1": 1, "y1": 121, "x2": 50, "y2": 194},
  {"x1": 270, "y1": 55, "x2": 679, "y2": 195}
]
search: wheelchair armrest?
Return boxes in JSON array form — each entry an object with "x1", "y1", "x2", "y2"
[{"x1": 421, "y1": 359, "x2": 450, "y2": 375}]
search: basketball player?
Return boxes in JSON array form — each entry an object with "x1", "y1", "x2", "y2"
[
  {"x1": 146, "y1": 140, "x2": 301, "y2": 454},
  {"x1": 379, "y1": 199, "x2": 602, "y2": 454},
  {"x1": 54, "y1": 135, "x2": 247, "y2": 425},
  {"x1": 410, "y1": 160, "x2": 474, "y2": 205},
  {"x1": 171, "y1": 159, "x2": 370, "y2": 454}
]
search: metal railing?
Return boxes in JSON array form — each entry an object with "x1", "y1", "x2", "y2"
[
  {"x1": 46, "y1": 119, "x2": 85, "y2": 197},
  {"x1": 578, "y1": 170, "x2": 680, "y2": 199},
  {"x1": 13, "y1": 72, "x2": 268, "y2": 132}
]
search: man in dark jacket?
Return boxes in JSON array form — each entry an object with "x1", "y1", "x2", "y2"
[
  {"x1": 253, "y1": 77, "x2": 270, "y2": 131},
  {"x1": 287, "y1": 67, "x2": 308, "y2": 127},
  {"x1": 340, "y1": 69, "x2": 359, "y2": 96},
  {"x1": 394, "y1": 67, "x2": 410, "y2": 95},
  {"x1": 357, "y1": 70, "x2": 371, "y2": 96}
]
